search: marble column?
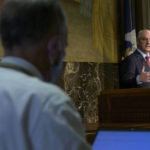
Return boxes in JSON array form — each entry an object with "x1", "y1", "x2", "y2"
[{"x1": 62, "y1": 62, "x2": 120, "y2": 124}]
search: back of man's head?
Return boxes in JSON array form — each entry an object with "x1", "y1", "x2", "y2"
[{"x1": 0, "y1": 0, "x2": 66, "y2": 51}]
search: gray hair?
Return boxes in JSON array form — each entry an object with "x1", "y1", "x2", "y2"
[
  {"x1": 0, "y1": 0, "x2": 66, "y2": 50},
  {"x1": 137, "y1": 29, "x2": 150, "y2": 39}
]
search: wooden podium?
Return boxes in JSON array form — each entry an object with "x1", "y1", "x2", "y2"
[
  {"x1": 98, "y1": 88, "x2": 150, "y2": 128},
  {"x1": 86, "y1": 88, "x2": 150, "y2": 144}
]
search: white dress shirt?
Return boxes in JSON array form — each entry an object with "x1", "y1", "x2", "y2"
[{"x1": 0, "y1": 56, "x2": 92, "y2": 150}]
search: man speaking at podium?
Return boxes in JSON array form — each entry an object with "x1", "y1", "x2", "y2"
[{"x1": 120, "y1": 29, "x2": 150, "y2": 88}]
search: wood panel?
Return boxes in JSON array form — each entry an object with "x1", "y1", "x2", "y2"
[{"x1": 98, "y1": 88, "x2": 150, "y2": 124}]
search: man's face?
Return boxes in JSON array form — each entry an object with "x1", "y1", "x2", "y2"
[
  {"x1": 47, "y1": 28, "x2": 68, "y2": 83},
  {"x1": 57, "y1": 29, "x2": 68, "y2": 64},
  {"x1": 137, "y1": 30, "x2": 150, "y2": 54}
]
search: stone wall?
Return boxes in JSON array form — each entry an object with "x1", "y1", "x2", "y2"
[{"x1": 57, "y1": 62, "x2": 120, "y2": 124}]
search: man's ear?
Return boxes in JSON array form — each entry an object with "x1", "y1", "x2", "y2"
[{"x1": 47, "y1": 36, "x2": 59, "y2": 64}]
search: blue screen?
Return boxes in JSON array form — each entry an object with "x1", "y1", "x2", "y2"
[{"x1": 92, "y1": 130, "x2": 150, "y2": 150}]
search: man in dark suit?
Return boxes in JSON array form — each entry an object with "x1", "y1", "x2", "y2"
[{"x1": 120, "y1": 29, "x2": 150, "y2": 88}]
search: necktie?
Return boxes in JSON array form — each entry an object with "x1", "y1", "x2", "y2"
[{"x1": 145, "y1": 55, "x2": 150, "y2": 67}]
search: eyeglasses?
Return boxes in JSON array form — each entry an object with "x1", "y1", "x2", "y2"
[{"x1": 140, "y1": 38, "x2": 150, "y2": 42}]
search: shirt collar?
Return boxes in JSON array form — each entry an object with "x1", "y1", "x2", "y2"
[
  {"x1": 137, "y1": 49, "x2": 149, "y2": 58},
  {"x1": 1, "y1": 56, "x2": 43, "y2": 80}
]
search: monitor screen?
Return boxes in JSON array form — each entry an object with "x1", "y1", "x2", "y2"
[{"x1": 92, "y1": 128, "x2": 150, "y2": 150}]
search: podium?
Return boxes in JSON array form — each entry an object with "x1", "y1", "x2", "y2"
[
  {"x1": 86, "y1": 88, "x2": 150, "y2": 144},
  {"x1": 98, "y1": 88, "x2": 150, "y2": 127}
]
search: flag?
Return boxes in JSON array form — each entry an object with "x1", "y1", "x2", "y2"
[
  {"x1": 92, "y1": 0, "x2": 119, "y2": 63},
  {"x1": 121, "y1": 0, "x2": 137, "y2": 61}
]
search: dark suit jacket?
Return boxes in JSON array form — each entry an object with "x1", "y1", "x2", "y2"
[{"x1": 120, "y1": 50, "x2": 150, "y2": 88}]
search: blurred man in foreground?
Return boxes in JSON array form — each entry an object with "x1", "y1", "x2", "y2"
[{"x1": 0, "y1": 0, "x2": 92, "y2": 149}]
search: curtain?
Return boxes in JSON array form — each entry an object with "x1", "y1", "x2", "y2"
[
  {"x1": 92, "y1": 0, "x2": 119, "y2": 63},
  {"x1": 80, "y1": 0, "x2": 92, "y2": 18}
]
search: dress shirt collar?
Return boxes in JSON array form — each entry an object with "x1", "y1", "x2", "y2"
[
  {"x1": 137, "y1": 49, "x2": 149, "y2": 59},
  {"x1": 1, "y1": 56, "x2": 43, "y2": 80}
]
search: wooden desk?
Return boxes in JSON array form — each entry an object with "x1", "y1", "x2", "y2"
[
  {"x1": 98, "y1": 88, "x2": 150, "y2": 124},
  {"x1": 86, "y1": 88, "x2": 150, "y2": 144}
]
